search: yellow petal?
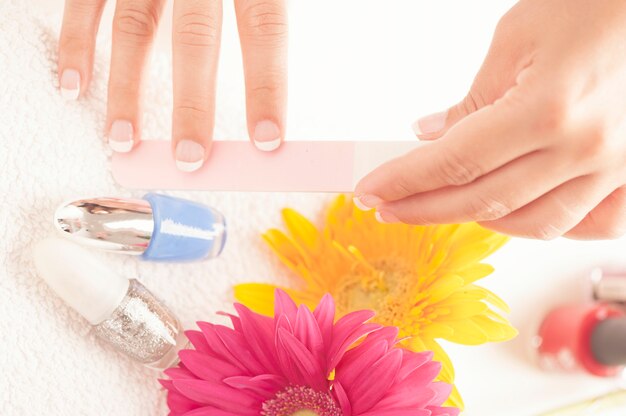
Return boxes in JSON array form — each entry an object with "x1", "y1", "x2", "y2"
[
  {"x1": 424, "y1": 274, "x2": 465, "y2": 303},
  {"x1": 438, "y1": 319, "x2": 490, "y2": 345},
  {"x1": 282, "y1": 208, "x2": 320, "y2": 251},
  {"x1": 233, "y1": 283, "x2": 278, "y2": 316},
  {"x1": 262, "y1": 229, "x2": 306, "y2": 272},
  {"x1": 456, "y1": 263, "x2": 495, "y2": 284},
  {"x1": 441, "y1": 301, "x2": 489, "y2": 320}
]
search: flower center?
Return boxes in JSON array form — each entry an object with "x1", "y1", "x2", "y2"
[
  {"x1": 336, "y1": 256, "x2": 421, "y2": 331},
  {"x1": 261, "y1": 386, "x2": 341, "y2": 416}
]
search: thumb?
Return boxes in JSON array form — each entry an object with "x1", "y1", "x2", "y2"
[{"x1": 413, "y1": 33, "x2": 522, "y2": 141}]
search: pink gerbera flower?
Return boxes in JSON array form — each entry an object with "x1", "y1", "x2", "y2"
[{"x1": 160, "y1": 290, "x2": 459, "y2": 416}]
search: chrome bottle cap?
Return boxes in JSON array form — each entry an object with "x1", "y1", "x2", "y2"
[
  {"x1": 54, "y1": 197, "x2": 154, "y2": 255},
  {"x1": 591, "y1": 268, "x2": 626, "y2": 304}
]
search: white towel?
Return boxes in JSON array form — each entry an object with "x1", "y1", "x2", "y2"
[{"x1": 0, "y1": 2, "x2": 330, "y2": 414}]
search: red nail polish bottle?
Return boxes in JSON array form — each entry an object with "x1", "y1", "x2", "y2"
[{"x1": 536, "y1": 303, "x2": 626, "y2": 377}]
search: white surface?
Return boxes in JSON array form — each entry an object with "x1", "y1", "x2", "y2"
[{"x1": 1, "y1": 0, "x2": 625, "y2": 415}]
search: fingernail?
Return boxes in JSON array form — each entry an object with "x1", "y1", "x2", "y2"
[
  {"x1": 375, "y1": 210, "x2": 399, "y2": 224},
  {"x1": 412, "y1": 110, "x2": 447, "y2": 136},
  {"x1": 253, "y1": 120, "x2": 281, "y2": 152},
  {"x1": 353, "y1": 194, "x2": 383, "y2": 211},
  {"x1": 175, "y1": 140, "x2": 205, "y2": 172},
  {"x1": 108, "y1": 120, "x2": 134, "y2": 153},
  {"x1": 60, "y1": 69, "x2": 80, "y2": 100}
]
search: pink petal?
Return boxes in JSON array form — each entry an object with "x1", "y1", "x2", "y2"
[
  {"x1": 184, "y1": 408, "x2": 241, "y2": 416},
  {"x1": 357, "y1": 409, "x2": 431, "y2": 416},
  {"x1": 216, "y1": 311, "x2": 242, "y2": 333},
  {"x1": 179, "y1": 350, "x2": 242, "y2": 382},
  {"x1": 294, "y1": 304, "x2": 325, "y2": 369},
  {"x1": 427, "y1": 406, "x2": 461, "y2": 416},
  {"x1": 276, "y1": 327, "x2": 327, "y2": 391},
  {"x1": 234, "y1": 303, "x2": 280, "y2": 373},
  {"x1": 360, "y1": 326, "x2": 399, "y2": 348},
  {"x1": 197, "y1": 322, "x2": 247, "y2": 372},
  {"x1": 164, "y1": 366, "x2": 197, "y2": 380},
  {"x1": 350, "y1": 349, "x2": 403, "y2": 414},
  {"x1": 313, "y1": 293, "x2": 335, "y2": 348},
  {"x1": 214, "y1": 325, "x2": 265, "y2": 375},
  {"x1": 428, "y1": 382, "x2": 453, "y2": 407},
  {"x1": 332, "y1": 381, "x2": 352, "y2": 416},
  {"x1": 165, "y1": 389, "x2": 200, "y2": 414},
  {"x1": 185, "y1": 330, "x2": 212, "y2": 354},
  {"x1": 172, "y1": 379, "x2": 259, "y2": 413},
  {"x1": 274, "y1": 289, "x2": 298, "y2": 322},
  {"x1": 329, "y1": 320, "x2": 381, "y2": 370},
  {"x1": 373, "y1": 386, "x2": 437, "y2": 410},
  {"x1": 335, "y1": 340, "x2": 388, "y2": 388},
  {"x1": 397, "y1": 350, "x2": 434, "y2": 382},
  {"x1": 223, "y1": 374, "x2": 287, "y2": 399}
]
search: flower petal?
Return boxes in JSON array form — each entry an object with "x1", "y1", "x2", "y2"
[
  {"x1": 172, "y1": 379, "x2": 259, "y2": 413},
  {"x1": 349, "y1": 349, "x2": 403, "y2": 414},
  {"x1": 179, "y1": 350, "x2": 242, "y2": 382},
  {"x1": 313, "y1": 293, "x2": 335, "y2": 350},
  {"x1": 276, "y1": 327, "x2": 327, "y2": 391}
]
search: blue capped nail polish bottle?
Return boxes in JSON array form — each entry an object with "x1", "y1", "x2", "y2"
[{"x1": 54, "y1": 193, "x2": 227, "y2": 262}]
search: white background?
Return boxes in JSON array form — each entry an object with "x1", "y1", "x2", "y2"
[{"x1": 26, "y1": 0, "x2": 626, "y2": 415}]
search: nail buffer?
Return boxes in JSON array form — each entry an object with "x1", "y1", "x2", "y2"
[{"x1": 112, "y1": 140, "x2": 421, "y2": 192}]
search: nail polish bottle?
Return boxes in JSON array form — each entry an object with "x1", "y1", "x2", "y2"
[
  {"x1": 33, "y1": 237, "x2": 187, "y2": 370},
  {"x1": 54, "y1": 193, "x2": 226, "y2": 261},
  {"x1": 536, "y1": 303, "x2": 626, "y2": 377}
]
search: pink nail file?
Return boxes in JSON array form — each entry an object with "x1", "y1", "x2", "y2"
[{"x1": 112, "y1": 140, "x2": 421, "y2": 192}]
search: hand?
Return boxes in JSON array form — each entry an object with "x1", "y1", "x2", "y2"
[
  {"x1": 57, "y1": 0, "x2": 288, "y2": 171},
  {"x1": 355, "y1": 0, "x2": 626, "y2": 240}
]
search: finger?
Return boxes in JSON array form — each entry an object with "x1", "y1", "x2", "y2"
[
  {"x1": 355, "y1": 89, "x2": 543, "y2": 207},
  {"x1": 479, "y1": 175, "x2": 615, "y2": 240},
  {"x1": 58, "y1": 0, "x2": 106, "y2": 100},
  {"x1": 172, "y1": 0, "x2": 222, "y2": 172},
  {"x1": 566, "y1": 186, "x2": 626, "y2": 240},
  {"x1": 413, "y1": 17, "x2": 527, "y2": 140},
  {"x1": 107, "y1": 0, "x2": 165, "y2": 153},
  {"x1": 234, "y1": 0, "x2": 288, "y2": 152},
  {"x1": 375, "y1": 149, "x2": 576, "y2": 225}
]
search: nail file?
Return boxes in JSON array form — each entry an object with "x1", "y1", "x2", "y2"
[{"x1": 111, "y1": 140, "x2": 421, "y2": 192}]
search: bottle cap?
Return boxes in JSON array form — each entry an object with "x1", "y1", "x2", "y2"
[{"x1": 33, "y1": 237, "x2": 129, "y2": 325}]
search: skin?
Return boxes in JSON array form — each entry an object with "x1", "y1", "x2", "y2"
[
  {"x1": 355, "y1": 0, "x2": 626, "y2": 240},
  {"x1": 57, "y1": 0, "x2": 288, "y2": 171}
]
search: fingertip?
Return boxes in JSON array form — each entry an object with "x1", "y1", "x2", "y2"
[
  {"x1": 252, "y1": 120, "x2": 282, "y2": 152},
  {"x1": 108, "y1": 120, "x2": 135, "y2": 153},
  {"x1": 59, "y1": 68, "x2": 81, "y2": 101},
  {"x1": 174, "y1": 139, "x2": 207, "y2": 173},
  {"x1": 412, "y1": 110, "x2": 448, "y2": 139}
]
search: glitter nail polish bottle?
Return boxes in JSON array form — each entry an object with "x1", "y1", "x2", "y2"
[{"x1": 33, "y1": 237, "x2": 186, "y2": 370}]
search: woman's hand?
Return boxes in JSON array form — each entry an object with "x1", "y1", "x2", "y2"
[
  {"x1": 355, "y1": 0, "x2": 626, "y2": 240},
  {"x1": 58, "y1": 0, "x2": 288, "y2": 171}
]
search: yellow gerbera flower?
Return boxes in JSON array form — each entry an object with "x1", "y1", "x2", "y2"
[{"x1": 235, "y1": 194, "x2": 517, "y2": 409}]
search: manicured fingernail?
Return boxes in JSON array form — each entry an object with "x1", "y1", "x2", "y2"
[
  {"x1": 60, "y1": 69, "x2": 80, "y2": 100},
  {"x1": 412, "y1": 110, "x2": 447, "y2": 136},
  {"x1": 353, "y1": 194, "x2": 383, "y2": 211},
  {"x1": 253, "y1": 120, "x2": 281, "y2": 152},
  {"x1": 375, "y1": 211, "x2": 399, "y2": 224},
  {"x1": 175, "y1": 139, "x2": 205, "y2": 172},
  {"x1": 108, "y1": 120, "x2": 134, "y2": 153}
]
